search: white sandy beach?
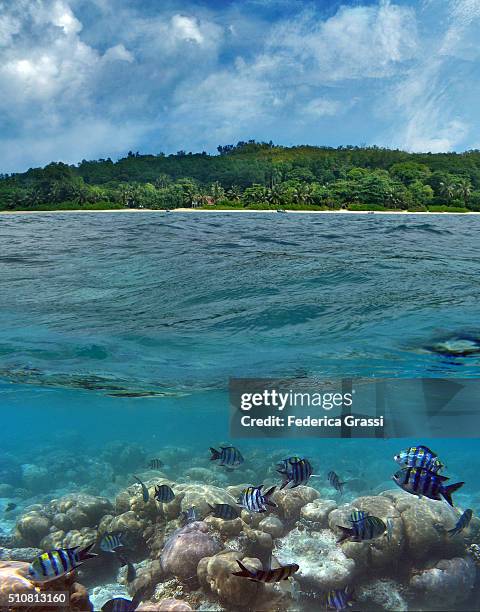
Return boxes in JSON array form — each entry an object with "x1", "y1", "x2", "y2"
[{"x1": 0, "y1": 207, "x2": 479, "y2": 215}]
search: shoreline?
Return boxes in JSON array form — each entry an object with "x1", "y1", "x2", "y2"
[{"x1": 0, "y1": 207, "x2": 479, "y2": 216}]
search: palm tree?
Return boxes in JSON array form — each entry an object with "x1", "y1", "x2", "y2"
[{"x1": 455, "y1": 177, "x2": 472, "y2": 204}]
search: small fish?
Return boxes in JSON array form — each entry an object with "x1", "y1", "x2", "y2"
[
  {"x1": 276, "y1": 456, "x2": 303, "y2": 472},
  {"x1": 148, "y1": 459, "x2": 163, "y2": 470},
  {"x1": 210, "y1": 446, "x2": 244, "y2": 469},
  {"x1": 386, "y1": 518, "x2": 394, "y2": 543},
  {"x1": 326, "y1": 586, "x2": 354, "y2": 610},
  {"x1": 100, "y1": 532, "x2": 124, "y2": 553},
  {"x1": 207, "y1": 503, "x2": 239, "y2": 520},
  {"x1": 4, "y1": 502, "x2": 17, "y2": 513},
  {"x1": 133, "y1": 475, "x2": 149, "y2": 503},
  {"x1": 117, "y1": 554, "x2": 136, "y2": 582},
  {"x1": 181, "y1": 506, "x2": 198, "y2": 524},
  {"x1": 337, "y1": 515, "x2": 386, "y2": 543},
  {"x1": 28, "y1": 543, "x2": 97, "y2": 582},
  {"x1": 232, "y1": 559, "x2": 299, "y2": 582},
  {"x1": 394, "y1": 445, "x2": 444, "y2": 473},
  {"x1": 238, "y1": 485, "x2": 277, "y2": 513},
  {"x1": 328, "y1": 471, "x2": 346, "y2": 494},
  {"x1": 448, "y1": 509, "x2": 473, "y2": 537},
  {"x1": 278, "y1": 457, "x2": 313, "y2": 489},
  {"x1": 101, "y1": 590, "x2": 143, "y2": 612},
  {"x1": 154, "y1": 484, "x2": 175, "y2": 503},
  {"x1": 393, "y1": 467, "x2": 463, "y2": 507}
]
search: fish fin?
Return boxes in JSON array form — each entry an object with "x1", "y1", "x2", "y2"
[
  {"x1": 264, "y1": 486, "x2": 277, "y2": 506},
  {"x1": 447, "y1": 527, "x2": 460, "y2": 537},
  {"x1": 225, "y1": 468, "x2": 234, "y2": 473},
  {"x1": 232, "y1": 560, "x2": 253, "y2": 579},
  {"x1": 77, "y1": 542, "x2": 97, "y2": 562},
  {"x1": 209, "y1": 448, "x2": 220, "y2": 461},
  {"x1": 131, "y1": 588, "x2": 146, "y2": 609},
  {"x1": 336, "y1": 526, "x2": 354, "y2": 544},
  {"x1": 442, "y1": 482, "x2": 464, "y2": 507},
  {"x1": 207, "y1": 504, "x2": 215, "y2": 514}
]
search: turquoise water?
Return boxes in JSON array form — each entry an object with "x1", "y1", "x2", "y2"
[{"x1": 0, "y1": 212, "x2": 479, "y2": 609}]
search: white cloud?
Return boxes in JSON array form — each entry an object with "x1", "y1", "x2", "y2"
[
  {"x1": 171, "y1": 15, "x2": 204, "y2": 44},
  {"x1": 386, "y1": 0, "x2": 480, "y2": 152},
  {"x1": 103, "y1": 44, "x2": 134, "y2": 63},
  {"x1": 0, "y1": 0, "x2": 478, "y2": 170}
]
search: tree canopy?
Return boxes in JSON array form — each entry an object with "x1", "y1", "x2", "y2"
[{"x1": 2, "y1": 142, "x2": 480, "y2": 212}]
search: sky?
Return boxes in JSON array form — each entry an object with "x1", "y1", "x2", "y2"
[{"x1": 0, "y1": 0, "x2": 479, "y2": 173}]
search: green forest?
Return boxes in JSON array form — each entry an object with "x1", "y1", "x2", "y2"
[{"x1": 2, "y1": 141, "x2": 480, "y2": 212}]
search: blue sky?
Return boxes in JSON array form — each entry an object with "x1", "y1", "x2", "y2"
[{"x1": 1, "y1": 0, "x2": 479, "y2": 172}]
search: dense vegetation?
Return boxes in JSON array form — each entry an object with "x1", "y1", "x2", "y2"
[{"x1": 2, "y1": 141, "x2": 480, "y2": 212}]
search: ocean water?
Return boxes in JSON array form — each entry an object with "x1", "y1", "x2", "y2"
[{"x1": 0, "y1": 211, "x2": 479, "y2": 609}]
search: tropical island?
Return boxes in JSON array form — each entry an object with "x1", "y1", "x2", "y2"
[{"x1": 1, "y1": 141, "x2": 480, "y2": 213}]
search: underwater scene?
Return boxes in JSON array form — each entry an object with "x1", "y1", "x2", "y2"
[{"x1": 1, "y1": 212, "x2": 480, "y2": 611}]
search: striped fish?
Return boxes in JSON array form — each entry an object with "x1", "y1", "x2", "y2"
[
  {"x1": 337, "y1": 515, "x2": 386, "y2": 543},
  {"x1": 278, "y1": 457, "x2": 313, "y2": 489},
  {"x1": 101, "y1": 590, "x2": 143, "y2": 612},
  {"x1": 28, "y1": 543, "x2": 96, "y2": 582},
  {"x1": 328, "y1": 471, "x2": 346, "y2": 494},
  {"x1": 154, "y1": 484, "x2": 175, "y2": 503},
  {"x1": 448, "y1": 509, "x2": 473, "y2": 537},
  {"x1": 393, "y1": 467, "x2": 463, "y2": 507},
  {"x1": 133, "y1": 475, "x2": 149, "y2": 503},
  {"x1": 181, "y1": 506, "x2": 198, "y2": 524},
  {"x1": 100, "y1": 532, "x2": 124, "y2": 553},
  {"x1": 238, "y1": 485, "x2": 277, "y2": 513},
  {"x1": 326, "y1": 587, "x2": 354, "y2": 610},
  {"x1": 149, "y1": 459, "x2": 163, "y2": 470},
  {"x1": 232, "y1": 559, "x2": 299, "y2": 582},
  {"x1": 394, "y1": 445, "x2": 444, "y2": 473},
  {"x1": 276, "y1": 456, "x2": 302, "y2": 472},
  {"x1": 208, "y1": 503, "x2": 239, "y2": 520},
  {"x1": 210, "y1": 446, "x2": 244, "y2": 469}
]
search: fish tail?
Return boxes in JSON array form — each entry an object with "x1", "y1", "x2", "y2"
[
  {"x1": 442, "y1": 482, "x2": 464, "y2": 507},
  {"x1": 336, "y1": 526, "x2": 354, "y2": 544},
  {"x1": 264, "y1": 486, "x2": 277, "y2": 506},
  {"x1": 77, "y1": 542, "x2": 97, "y2": 562},
  {"x1": 209, "y1": 447, "x2": 220, "y2": 461},
  {"x1": 232, "y1": 560, "x2": 253, "y2": 579}
]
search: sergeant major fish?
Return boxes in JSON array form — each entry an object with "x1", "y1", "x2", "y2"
[
  {"x1": 448, "y1": 509, "x2": 473, "y2": 537},
  {"x1": 278, "y1": 457, "x2": 313, "y2": 489},
  {"x1": 337, "y1": 515, "x2": 386, "y2": 543},
  {"x1": 100, "y1": 533, "x2": 124, "y2": 553},
  {"x1": 393, "y1": 467, "x2": 463, "y2": 507},
  {"x1": 326, "y1": 587, "x2": 354, "y2": 610},
  {"x1": 239, "y1": 485, "x2": 276, "y2": 513},
  {"x1": 154, "y1": 484, "x2": 175, "y2": 503},
  {"x1": 232, "y1": 559, "x2": 299, "y2": 582},
  {"x1": 394, "y1": 445, "x2": 444, "y2": 473},
  {"x1": 28, "y1": 543, "x2": 96, "y2": 582},
  {"x1": 148, "y1": 459, "x2": 163, "y2": 470},
  {"x1": 207, "y1": 503, "x2": 239, "y2": 520},
  {"x1": 328, "y1": 471, "x2": 346, "y2": 495},
  {"x1": 210, "y1": 446, "x2": 244, "y2": 469},
  {"x1": 101, "y1": 590, "x2": 143, "y2": 612}
]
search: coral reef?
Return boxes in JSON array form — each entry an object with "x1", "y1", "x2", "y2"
[{"x1": 3, "y1": 449, "x2": 478, "y2": 612}]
